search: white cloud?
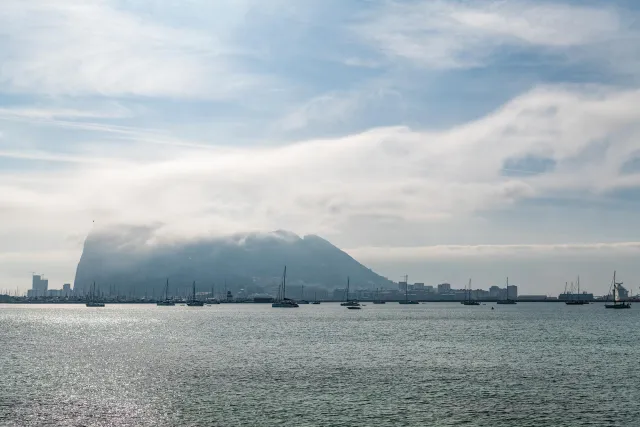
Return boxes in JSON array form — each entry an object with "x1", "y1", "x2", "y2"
[
  {"x1": 277, "y1": 86, "x2": 403, "y2": 132},
  {"x1": 2, "y1": 84, "x2": 640, "y2": 246},
  {"x1": 347, "y1": 241, "x2": 640, "y2": 261},
  {"x1": 2, "y1": 0, "x2": 640, "y2": 291},
  {"x1": 0, "y1": 0, "x2": 263, "y2": 98},
  {"x1": 0, "y1": 106, "x2": 130, "y2": 121},
  {"x1": 356, "y1": 0, "x2": 631, "y2": 69}
]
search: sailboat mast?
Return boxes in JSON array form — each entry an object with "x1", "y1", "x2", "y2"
[
  {"x1": 347, "y1": 276, "x2": 350, "y2": 301},
  {"x1": 571, "y1": 282, "x2": 574, "y2": 301},
  {"x1": 405, "y1": 274, "x2": 408, "y2": 302},
  {"x1": 192, "y1": 281, "x2": 196, "y2": 301},
  {"x1": 283, "y1": 266, "x2": 287, "y2": 299}
]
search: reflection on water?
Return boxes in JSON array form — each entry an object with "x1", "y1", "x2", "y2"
[{"x1": 1, "y1": 303, "x2": 639, "y2": 426}]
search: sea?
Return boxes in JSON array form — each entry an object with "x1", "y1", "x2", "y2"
[{"x1": 0, "y1": 302, "x2": 638, "y2": 426}]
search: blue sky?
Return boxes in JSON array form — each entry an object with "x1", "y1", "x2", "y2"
[{"x1": 2, "y1": 0, "x2": 640, "y2": 294}]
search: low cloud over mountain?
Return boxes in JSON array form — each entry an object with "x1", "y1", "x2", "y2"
[{"x1": 73, "y1": 226, "x2": 393, "y2": 297}]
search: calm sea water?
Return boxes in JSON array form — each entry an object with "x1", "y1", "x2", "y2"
[{"x1": 0, "y1": 302, "x2": 638, "y2": 426}]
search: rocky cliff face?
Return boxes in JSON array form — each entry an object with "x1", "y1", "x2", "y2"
[{"x1": 73, "y1": 226, "x2": 392, "y2": 296}]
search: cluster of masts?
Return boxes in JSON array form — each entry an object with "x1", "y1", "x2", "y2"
[
  {"x1": 82, "y1": 269, "x2": 631, "y2": 310},
  {"x1": 461, "y1": 277, "x2": 516, "y2": 305},
  {"x1": 85, "y1": 278, "x2": 224, "y2": 308}
]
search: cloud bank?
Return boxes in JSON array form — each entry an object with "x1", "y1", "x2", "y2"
[{"x1": 1, "y1": 0, "x2": 640, "y2": 293}]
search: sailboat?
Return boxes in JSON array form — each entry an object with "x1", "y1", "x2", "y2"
[
  {"x1": 298, "y1": 284, "x2": 309, "y2": 304},
  {"x1": 605, "y1": 271, "x2": 631, "y2": 309},
  {"x1": 86, "y1": 281, "x2": 105, "y2": 307},
  {"x1": 398, "y1": 275, "x2": 419, "y2": 304},
  {"x1": 340, "y1": 277, "x2": 360, "y2": 307},
  {"x1": 186, "y1": 281, "x2": 204, "y2": 306},
  {"x1": 208, "y1": 283, "x2": 220, "y2": 305},
  {"x1": 566, "y1": 276, "x2": 588, "y2": 305},
  {"x1": 272, "y1": 266, "x2": 299, "y2": 308},
  {"x1": 461, "y1": 278, "x2": 480, "y2": 305},
  {"x1": 373, "y1": 287, "x2": 386, "y2": 304},
  {"x1": 312, "y1": 291, "x2": 321, "y2": 304},
  {"x1": 496, "y1": 277, "x2": 517, "y2": 304},
  {"x1": 157, "y1": 279, "x2": 175, "y2": 306},
  {"x1": 345, "y1": 278, "x2": 362, "y2": 309}
]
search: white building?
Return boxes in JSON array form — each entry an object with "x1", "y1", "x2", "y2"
[{"x1": 28, "y1": 274, "x2": 48, "y2": 298}]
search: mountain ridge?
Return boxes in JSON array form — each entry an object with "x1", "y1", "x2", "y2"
[{"x1": 73, "y1": 227, "x2": 393, "y2": 296}]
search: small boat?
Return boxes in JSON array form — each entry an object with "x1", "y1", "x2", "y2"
[
  {"x1": 156, "y1": 300, "x2": 174, "y2": 306},
  {"x1": 605, "y1": 271, "x2": 631, "y2": 309},
  {"x1": 186, "y1": 281, "x2": 204, "y2": 307},
  {"x1": 272, "y1": 299, "x2": 299, "y2": 308},
  {"x1": 373, "y1": 287, "x2": 386, "y2": 304},
  {"x1": 207, "y1": 284, "x2": 220, "y2": 304},
  {"x1": 298, "y1": 285, "x2": 309, "y2": 304},
  {"x1": 86, "y1": 301, "x2": 105, "y2": 307},
  {"x1": 341, "y1": 300, "x2": 360, "y2": 306},
  {"x1": 398, "y1": 274, "x2": 419, "y2": 304},
  {"x1": 340, "y1": 277, "x2": 360, "y2": 307},
  {"x1": 461, "y1": 278, "x2": 480, "y2": 305},
  {"x1": 186, "y1": 300, "x2": 204, "y2": 307},
  {"x1": 312, "y1": 301, "x2": 321, "y2": 305},
  {"x1": 312, "y1": 292, "x2": 321, "y2": 304},
  {"x1": 565, "y1": 276, "x2": 588, "y2": 305},
  {"x1": 347, "y1": 306, "x2": 361, "y2": 310},
  {"x1": 157, "y1": 279, "x2": 175, "y2": 306},
  {"x1": 272, "y1": 266, "x2": 299, "y2": 308},
  {"x1": 496, "y1": 276, "x2": 517, "y2": 304},
  {"x1": 86, "y1": 282, "x2": 105, "y2": 307}
]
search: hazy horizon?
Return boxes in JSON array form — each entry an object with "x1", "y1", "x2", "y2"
[{"x1": 2, "y1": 0, "x2": 640, "y2": 295}]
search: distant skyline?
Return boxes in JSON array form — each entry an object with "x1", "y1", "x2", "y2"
[{"x1": 2, "y1": 0, "x2": 640, "y2": 294}]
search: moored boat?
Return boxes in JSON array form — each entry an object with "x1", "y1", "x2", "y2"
[
  {"x1": 461, "y1": 278, "x2": 480, "y2": 305},
  {"x1": 85, "y1": 282, "x2": 105, "y2": 307},
  {"x1": 272, "y1": 266, "x2": 299, "y2": 308},
  {"x1": 186, "y1": 281, "x2": 204, "y2": 307},
  {"x1": 157, "y1": 279, "x2": 175, "y2": 306},
  {"x1": 340, "y1": 277, "x2": 360, "y2": 307},
  {"x1": 398, "y1": 275, "x2": 418, "y2": 304},
  {"x1": 605, "y1": 271, "x2": 631, "y2": 309},
  {"x1": 496, "y1": 277, "x2": 517, "y2": 305}
]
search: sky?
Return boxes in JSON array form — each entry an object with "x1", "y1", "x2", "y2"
[{"x1": 2, "y1": 0, "x2": 640, "y2": 295}]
